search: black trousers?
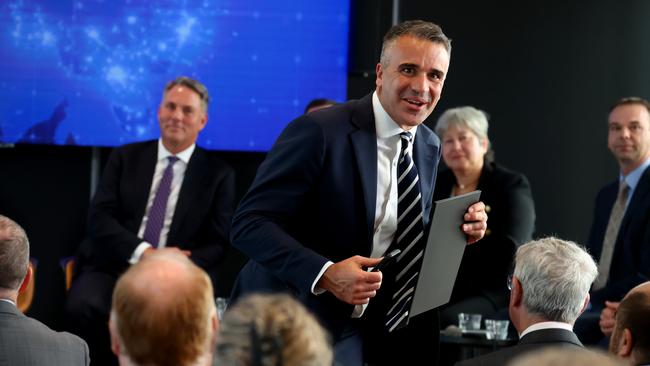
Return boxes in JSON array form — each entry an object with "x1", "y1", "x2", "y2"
[{"x1": 64, "y1": 270, "x2": 118, "y2": 366}]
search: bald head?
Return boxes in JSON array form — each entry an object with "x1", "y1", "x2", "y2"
[
  {"x1": 110, "y1": 250, "x2": 217, "y2": 366},
  {"x1": 610, "y1": 282, "x2": 650, "y2": 364}
]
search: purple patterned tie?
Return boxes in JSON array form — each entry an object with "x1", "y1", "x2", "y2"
[{"x1": 143, "y1": 156, "x2": 179, "y2": 247}]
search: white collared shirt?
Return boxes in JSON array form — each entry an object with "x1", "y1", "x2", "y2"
[
  {"x1": 519, "y1": 321, "x2": 573, "y2": 338},
  {"x1": 620, "y1": 157, "x2": 650, "y2": 208},
  {"x1": 311, "y1": 92, "x2": 418, "y2": 317},
  {"x1": 128, "y1": 140, "x2": 195, "y2": 264},
  {"x1": 0, "y1": 298, "x2": 16, "y2": 306}
]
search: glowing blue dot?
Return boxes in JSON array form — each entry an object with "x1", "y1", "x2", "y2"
[
  {"x1": 232, "y1": 31, "x2": 238, "y2": 37},
  {"x1": 127, "y1": 16, "x2": 137, "y2": 24},
  {"x1": 251, "y1": 54, "x2": 257, "y2": 61},
  {"x1": 41, "y1": 31, "x2": 55, "y2": 45},
  {"x1": 86, "y1": 28, "x2": 99, "y2": 40},
  {"x1": 250, "y1": 98, "x2": 256, "y2": 104},
  {"x1": 296, "y1": 12, "x2": 302, "y2": 21},
  {"x1": 294, "y1": 55, "x2": 301, "y2": 64},
  {"x1": 106, "y1": 66, "x2": 128, "y2": 85},
  {"x1": 158, "y1": 42, "x2": 167, "y2": 51},
  {"x1": 292, "y1": 99, "x2": 299, "y2": 106}
]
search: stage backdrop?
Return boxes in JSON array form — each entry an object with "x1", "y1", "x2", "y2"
[{"x1": 0, "y1": 0, "x2": 349, "y2": 151}]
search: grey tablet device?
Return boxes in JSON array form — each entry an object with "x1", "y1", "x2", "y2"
[{"x1": 409, "y1": 190, "x2": 482, "y2": 318}]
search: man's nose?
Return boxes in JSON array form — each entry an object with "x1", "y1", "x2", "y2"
[
  {"x1": 621, "y1": 127, "x2": 631, "y2": 139},
  {"x1": 171, "y1": 108, "x2": 183, "y2": 120},
  {"x1": 410, "y1": 73, "x2": 428, "y2": 94}
]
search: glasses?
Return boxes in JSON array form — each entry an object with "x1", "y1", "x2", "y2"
[{"x1": 507, "y1": 274, "x2": 513, "y2": 291}]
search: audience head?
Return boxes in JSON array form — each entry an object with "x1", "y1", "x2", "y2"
[
  {"x1": 435, "y1": 106, "x2": 493, "y2": 173},
  {"x1": 609, "y1": 282, "x2": 650, "y2": 365},
  {"x1": 214, "y1": 293, "x2": 333, "y2": 366},
  {"x1": 510, "y1": 237, "x2": 598, "y2": 330},
  {"x1": 109, "y1": 249, "x2": 218, "y2": 366},
  {"x1": 158, "y1": 76, "x2": 209, "y2": 154},
  {"x1": 607, "y1": 96, "x2": 650, "y2": 175},
  {"x1": 304, "y1": 99, "x2": 336, "y2": 114},
  {"x1": 376, "y1": 20, "x2": 451, "y2": 131},
  {"x1": 508, "y1": 347, "x2": 625, "y2": 366},
  {"x1": 0, "y1": 215, "x2": 31, "y2": 301}
]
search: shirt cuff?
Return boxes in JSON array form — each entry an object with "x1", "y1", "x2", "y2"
[
  {"x1": 128, "y1": 242, "x2": 153, "y2": 264},
  {"x1": 311, "y1": 261, "x2": 334, "y2": 295}
]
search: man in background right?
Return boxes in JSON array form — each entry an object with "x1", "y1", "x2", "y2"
[
  {"x1": 576, "y1": 97, "x2": 650, "y2": 344},
  {"x1": 608, "y1": 282, "x2": 650, "y2": 365}
]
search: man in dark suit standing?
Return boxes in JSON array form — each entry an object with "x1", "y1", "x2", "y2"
[
  {"x1": 229, "y1": 20, "x2": 487, "y2": 366},
  {"x1": 65, "y1": 76, "x2": 235, "y2": 365},
  {"x1": 576, "y1": 97, "x2": 650, "y2": 344},
  {"x1": 455, "y1": 237, "x2": 598, "y2": 366},
  {"x1": 0, "y1": 215, "x2": 90, "y2": 365}
]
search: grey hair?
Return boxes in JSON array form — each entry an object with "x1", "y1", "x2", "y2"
[
  {"x1": 0, "y1": 215, "x2": 30, "y2": 290},
  {"x1": 514, "y1": 237, "x2": 598, "y2": 323},
  {"x1": 435, "y1": 106, "x2": 494, "y2": 162},
  {"x1": 380, "y1": 20, "x2": 451, "y2": 67},
  {"x1": 164, "y1": 76, "x2": 210, "y2": 112},
  {"x1": 215, "y1": 294, "x2": 333, "y2": 366},
  {"x1": 434, "y1": 106, "x2": 489, "y2": 142}
]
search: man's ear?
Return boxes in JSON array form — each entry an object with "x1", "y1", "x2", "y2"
[
  {"x1": 210, "y1": 311, "x2": 219, "y2": 347},
  {"x1": 510, "y1": 276, "x2": 523, "y2": 308},
  {"x1": 618, "y1": 328, "x2": 634, "y2": 358},
  {"x1": 108, "y1": 316, "x2": 121, "y2": 357},
  {"x1": 18, "y1": 265, "x2": 32, "y2": 294},
  {"x1": 578, "y1": 293, "x2": 590, "y2": 316}
]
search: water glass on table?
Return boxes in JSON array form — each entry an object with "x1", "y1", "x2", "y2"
[
  {"x1": 458, "y1": 313, "x2": 482, "y2": 331},
  {"x1": 485, "y1": 319, "x2": 509, "y2": 340}
]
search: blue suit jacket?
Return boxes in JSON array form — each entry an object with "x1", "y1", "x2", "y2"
[
  {"x1": 230, "y1": 93, "x2": 441, "y2": 339},
  {"x1": 587, "y1": 166, "x2": 650, "y2": 306}
]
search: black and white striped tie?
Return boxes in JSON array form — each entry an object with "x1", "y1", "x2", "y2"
[{"x1": 384, "y1": 131, "x2": 426, "y2": 333}]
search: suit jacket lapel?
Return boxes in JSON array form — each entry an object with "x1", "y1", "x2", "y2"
[
  {"x1": 619, "y1": 166, "x2": 650, "y2": 235},
  {"x1": 349, "y1": 95, "x2": 378, "y2": 249},
  {"x1": 133, "y1": 142, "x2": 158, "y2": 225},
  {"x1": 168, "y1": 147, "x2": 206, "y2": 244},
  {"x1": 413, "y1": 129, "x2": 440, "y2": 224}
]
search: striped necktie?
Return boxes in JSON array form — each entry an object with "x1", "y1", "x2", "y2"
[
  {"x1": 384, "y1": 131, "x2": 426, "y2": 332},
  {"x1": 142, "y1": 156, "x2": 179, "y2": 247}
]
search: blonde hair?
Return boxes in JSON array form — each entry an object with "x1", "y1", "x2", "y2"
[
  {"x1": 215, "y1": 294, "x2": 332, "y2": 366},
  {"x1": 112, "y1": 251, "x2": 215, "y2": 366},
  {"x1": 508, "y1": 347, "x2": 625, "y2": 366}
]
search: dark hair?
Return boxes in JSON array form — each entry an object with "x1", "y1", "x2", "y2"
[
  {"x1": 164, "y1": 76, "x2": 210, "y2": 112},
  {"x1": 617, "y1": 290, "x2": 650, "y2": 362},
  {"x1": 609, "y1": 96, "x2": 650, "y2": 113},
  {"x1": 380, "y1": 20, "x2": 452, "y2": 66},
  {"x1": 0, "y1": 215, "x2": 29, "y2": 290},
  {"x1": 304, "y1": 98, "x2": 336, "y2": 113}
]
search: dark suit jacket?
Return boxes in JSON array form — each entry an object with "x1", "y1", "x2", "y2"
[
  {"x1": 230, "y1": 94, "x2": 441, "y2": 340},
  {"x1": 0, "y1": 301, "x2": 89, "y2": 365},
  {"x1": 455, "y1": 328, "x2": 583, "y2": 366},
  {"x1": 434, "y1": 162, "x2": 535, "y2": 307},
  {"x1": 78, "y1": 140, "x2": 235, "y2": 279},
  {"x1": 587, "y1": 166, "x2": 650, "y2": 307}
]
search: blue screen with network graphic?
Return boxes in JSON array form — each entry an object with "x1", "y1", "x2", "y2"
[{"x1": 0, "y1": 1, "x2": 349, "y2": 151}]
